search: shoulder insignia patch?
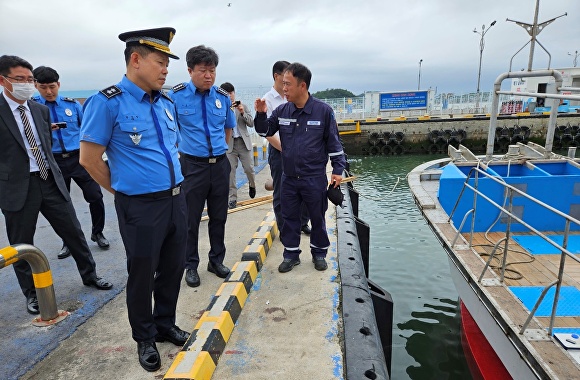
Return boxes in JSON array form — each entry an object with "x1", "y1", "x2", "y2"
[
  {"x1": 161, "y1": 90, "x2": 174, "y2": 103},
  {"x1": 63, "y1": 97, "x2": 76, "y2": 102},
  {"x1": 100, "y1": 85, "x2": 122, "y2": 99},
  {"x1": 172, "y1": 83, "x2": 186, "y2": 92},
  {"x1": 31, "y1": 96, "x2": 41, "y2": 102},
  {"x1": 216, "y1": 86, "x2": 229, "y2": 97}
]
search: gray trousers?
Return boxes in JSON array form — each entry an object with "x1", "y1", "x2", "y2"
[{"x1": 227, "y1": 137, "x2": 256, "y2": 202}]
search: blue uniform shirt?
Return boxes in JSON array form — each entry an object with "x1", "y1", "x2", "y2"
[
  {"x1": 32, "y1": 94, "x2": 83, "y2": 153},
  {"x1": 169, "y1": 81, "x2": 235, "y2": 157},
  {"x1": 80, "y1": 75, "x2": 183, "y2": 196},
  {"x1": 255, "y1": 95, "x2": 346, "y2": 177}
]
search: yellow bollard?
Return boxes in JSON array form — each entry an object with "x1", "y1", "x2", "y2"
[
  {"x1": 0, "y1": 244, "x2": 68, "y2": 326},
  {"x1": 253, "y1": 144, "x2": 258, "y2": 166}
]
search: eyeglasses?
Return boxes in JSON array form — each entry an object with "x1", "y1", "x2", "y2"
[{"x1": 3, "y1": 75, "x2": 36, "y2": 84}]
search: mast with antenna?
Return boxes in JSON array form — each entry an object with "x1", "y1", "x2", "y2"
[{"x1": 506, "y1": 0, "x2": 567, "y2": 71}]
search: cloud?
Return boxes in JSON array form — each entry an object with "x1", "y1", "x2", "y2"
[{"x1": 2, "y1": 0, "x2": 577, "y2": 94}]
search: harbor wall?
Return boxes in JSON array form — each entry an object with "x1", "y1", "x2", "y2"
[{"x1": 338, "y1": 113, "x2": 580, "y2": 156}]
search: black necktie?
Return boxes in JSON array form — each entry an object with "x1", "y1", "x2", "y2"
[{"x1": 17, "y1": 105, "x2": 49, "y2": 180}]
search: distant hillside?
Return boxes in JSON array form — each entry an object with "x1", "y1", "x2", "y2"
[{"x1": 312, "y1": 88, "x2": 356, "y2": 99}]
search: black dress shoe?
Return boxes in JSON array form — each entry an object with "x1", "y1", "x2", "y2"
[
  {"x1": 91, "y1": 232, "x2": 110, "y2": 249},
  {"x1": 278, "y1": 258, "x2": 300, "y2": 273},
  {"x1": 312, "y1": 257, "x2": 328, "y2": 271},
  {"x1": 301, "y1": 225, "x2": 311, "y2": 235},
  {"x1": 137, "y1": 342, "x2": 160, "y2": 372},
  {"x1": 249, "y1": 186, "x2": 256, "y2": 198},
  {"x1": 57, "y1": 245, "x2": 71, "y2": 259},
  {"x1": 185, "y1": 268, "x2": 200, "y2": 287},
  {"x1": 207, "y1": 261, "x2": 230, "y2": 278},
  {"x1": 155, "y1": 325, "x2": 190, "y2": 346},
  {"x1": 26, "y1": 296, "x2": 39, "y2": 315},
  {"x1": 83, "y1": 277, "x2": 113, "y2": 290},
  {"x1": 228, "y1": 200, "x2": 237, "y2": 209}
]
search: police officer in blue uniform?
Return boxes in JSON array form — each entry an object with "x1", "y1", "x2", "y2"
[
  {"x1": 79, "y1": 27, "x2": 189, "y2": 372},
  {"x1": 169, "y1": 45, "x2": 236, "y2": 288},
  {"x1": 32, "y1": 66, "x2": 109, "y2": 259},
  {"x1": 254, "y1": 62, "x2": 346, "y2": 273}
]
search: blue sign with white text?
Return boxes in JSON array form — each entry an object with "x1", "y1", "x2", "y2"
[{"x1": 380, "y1": 91, "x2": 428, "y2": 110}]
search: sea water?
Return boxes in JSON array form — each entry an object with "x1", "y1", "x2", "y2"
[{"x1": 347, "y1": 154, "x2": 472, "y2": 380}]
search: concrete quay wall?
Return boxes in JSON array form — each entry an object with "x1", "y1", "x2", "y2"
[{"x1": 338, "y1": 113, "x2": 580, "y2": 156}]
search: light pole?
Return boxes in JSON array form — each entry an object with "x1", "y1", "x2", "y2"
[
  {"x1": 417, "y1": 59, "x2": 423, "y2": 91},
  {"x1": 569, "y1": 50, "x2": 579, "y2": 67},
  {"x1": 474, "y1": 20, "x2": 496, "y2": 112}
]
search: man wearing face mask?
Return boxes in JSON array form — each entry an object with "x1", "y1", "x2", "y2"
[{"x1": 0, "y1": 55, "x2": 113, "y2": 316}]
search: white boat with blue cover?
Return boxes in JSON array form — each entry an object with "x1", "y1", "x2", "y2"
[{"x1": 409, "y1": 1, "x2": 580, "y2": 378}]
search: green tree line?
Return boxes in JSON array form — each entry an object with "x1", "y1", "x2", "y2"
[{"x1": 311, "y1": 88, "x2": 356, "y2": 99}]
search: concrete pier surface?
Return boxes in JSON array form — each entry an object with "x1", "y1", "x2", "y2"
[{"x1": 1, "y1": 157, "x2": 342, "y2": 380}]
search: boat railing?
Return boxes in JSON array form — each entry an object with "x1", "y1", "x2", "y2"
[
  {"x1": 448, "y1": 165, "x2": 580, "y2": 336},
  {"x1": 485, "y1": 70, "x2": 580, "y2": 162}
]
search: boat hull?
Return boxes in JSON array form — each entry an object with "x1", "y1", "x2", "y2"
[{"x1": 460, "y1": 301, "x2": 511, "y2": 380}]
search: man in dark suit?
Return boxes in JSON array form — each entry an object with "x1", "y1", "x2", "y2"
[{"x1": 0, "y1": 55, "x2": 113, "y2": 315}]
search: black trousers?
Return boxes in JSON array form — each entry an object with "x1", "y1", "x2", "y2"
[
  {"x1": 55, "y1": 153, "x2": 105, "y2": 235},
  {"x1": 114, "y1": 191, "x2": 187, "y2": 342},
  {"x1": 2, "y1": 174, "x2": 98, "y2": 299},
  {"x1": 180, "y1": 155, "x2": 230, "y2": 271}
]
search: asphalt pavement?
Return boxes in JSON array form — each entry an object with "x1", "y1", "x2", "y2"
[{"x1": 1, "y1": 153, "x2": 343, "y2": 380}]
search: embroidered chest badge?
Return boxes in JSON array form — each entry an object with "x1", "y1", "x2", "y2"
[
  {"x1": 65, "y1": 108, "x2": 73, "y2": 116},
  {"x1": 130, "y1": 133, "x2": 142, "y2": 145},
  {"x1": 215, "y1": 99, "x2": 222, "y2": 109}
]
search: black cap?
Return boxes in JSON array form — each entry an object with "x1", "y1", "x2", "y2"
[
  {"x1": 327, "y1": 183, "x2": 344, "y2": 208},
  {"x1": 118, "y1": 27, "x2": 179, "y2": 59}
]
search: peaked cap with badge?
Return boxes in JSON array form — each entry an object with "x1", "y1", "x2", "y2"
[{"x1": 118, "y1": 27, "x2": 180, "y2": 60}]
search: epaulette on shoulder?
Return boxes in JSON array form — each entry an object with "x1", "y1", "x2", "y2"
[
  {"x1": 100, "y1": 85, "x2": 122, "y2": 99},
  {"x1": 160, "y1": 90, "x2": 174, "y2": 103},
  {"x1": 172, "y1": 83, "x2": 186, "y2": 92},
  {"x1": 216, "y1": 86, "x2": 229, "y2": 97},
  {"x1": 31, "y1": 96, "x2": 41, "y2": 102},
  {"x1": 63, "y1": 97, "x2": 76, "y2": 103}
]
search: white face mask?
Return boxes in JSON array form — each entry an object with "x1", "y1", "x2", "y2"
[{"x1": 3, "y1": 78, "x2": 36, "y2": 101}]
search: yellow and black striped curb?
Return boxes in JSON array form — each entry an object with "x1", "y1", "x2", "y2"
[
  {"x1": 164, "y1": 211, "x2": 277, "y2": 380},
  {"x1": 241, "y1": 211, "x2": 277, "y2": 270}
]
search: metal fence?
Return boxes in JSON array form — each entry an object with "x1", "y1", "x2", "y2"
[{"x1": 234, "y1": 87, "x2": 523, "y2": 125}]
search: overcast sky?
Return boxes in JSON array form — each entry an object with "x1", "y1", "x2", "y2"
[{"x1": 2, "y1": 0, "x2": 578, "y2": 95}]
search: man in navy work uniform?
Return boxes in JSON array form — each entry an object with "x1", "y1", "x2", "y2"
[
  {"x1": 169, "y1": 45, "x2": 235, "y2": 288},
  {"x1": 32, "y1": 66, "x2": 109, "y2": 259},
  {"x1": 254, "y1": 62, "x2": 346, "y2": 273},
  {"x1": 0, "y1": 55, "x2": 113, "y2": 316},
  {"x1": 262, "y1": 60, "x2": 311, "y2": 236},
  {"x1": 79, "y1": 27, "x2": 189, "y2": 372}
]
